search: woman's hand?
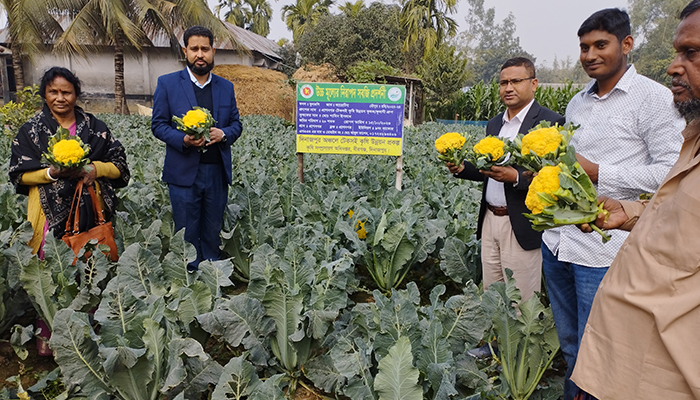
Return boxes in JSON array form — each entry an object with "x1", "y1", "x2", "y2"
[
  {"x1": 80, "y1": 163, "x2": 97, "y2": 185},
  {"x1": 49, "y1": 165, "x2": 82, "y2": 180}
]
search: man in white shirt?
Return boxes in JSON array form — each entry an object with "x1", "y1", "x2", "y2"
[
  {"x1": 540, "y1": 9, "x2": 685, "y2": 400},
  {"x1": 448, "y1": 57, "x2": 564, "y2": 301}
]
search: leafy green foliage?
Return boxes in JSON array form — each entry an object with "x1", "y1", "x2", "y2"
[
  {"x1": 0, "y1": 113, "x2": 565, "y2": 398},
  {"x1": 481, "y1": 271, "x2": 560, "y2": 400},
  {"x1": 399, "y1": 0, "x2": 458, "y2": 58},
  {"x1": 534, "y1": 82, "x2": 582, "y2": 117},
  {"x1": 434, "y1": 79, "x2": 503, "y2": 122},
  {"x1": 298, "y1": 3, "x2": 408, "y2": 75},
  {"x1": 629, "y1": 0, "x2": 687, "y2": 86},
  {"x1": 346, "y1": 60, "x2": 402, "y2": 84},
  {"x1": 418, "y1": 44, "x2": 470, "y2": 118},
  {"x1": 456, "y1": 0, "x2": 534, "y2": 84},
  {"x1": 431, "y1": 80, "x2": 579, "y2": 122},
  {"x1": 0, "y1": 85, "x2": 41, "y2": 138},
  {"x1": 374, "y1": 336, "x2": 422, "y2": 400}
]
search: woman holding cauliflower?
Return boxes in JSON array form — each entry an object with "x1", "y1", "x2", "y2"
[{"x1": 8, "y1": 67, "x2": 130, "y2": 257}]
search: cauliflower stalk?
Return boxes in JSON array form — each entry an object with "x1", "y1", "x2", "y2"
[
  {"x1": 508, "y1": 121, "x2": 577, "y2": 172},
  {"x1": 524, "y1": 151, "x2": 611, "y2": 243}
]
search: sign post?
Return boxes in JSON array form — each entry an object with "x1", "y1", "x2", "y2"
[{"x1": 295, "y1": 82, "x2": 406, "y2": 187}]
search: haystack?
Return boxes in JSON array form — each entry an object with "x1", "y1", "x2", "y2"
[
  {"x1": 212, "y1": 64, "x2": 295, "y2": 121},
  {"x1": 292, "y1": 63, "x2": 341, "y2": 83}
]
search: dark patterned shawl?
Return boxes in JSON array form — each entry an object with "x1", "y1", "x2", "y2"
[{"x1": 9, "y1": 104, "x2": 130, "y2": 237}]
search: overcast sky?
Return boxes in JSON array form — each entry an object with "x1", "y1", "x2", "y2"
[{"x1": 207, "y1": 0, "x2": 631, "y2": 66}]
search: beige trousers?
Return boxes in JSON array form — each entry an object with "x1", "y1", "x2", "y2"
[{"x1": 481, "y1": 209, "x2": 542, "y2": 301}]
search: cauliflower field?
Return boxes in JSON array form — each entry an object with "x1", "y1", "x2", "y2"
[{"x1": 0, "y1": 115, "x2": 563, "y2": 400}]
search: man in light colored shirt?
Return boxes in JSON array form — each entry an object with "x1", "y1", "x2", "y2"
[
  {"x1": 540, "y1": 9, "x2": 685, "y2": 400},
  {"x1": 447, "y1": 57, "x2": 564, "y2": 301}
]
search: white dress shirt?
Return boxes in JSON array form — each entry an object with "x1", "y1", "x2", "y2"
[
  {"x1": 543, "y1": 65, "x2": 685, "y2": 267},
  {"x1": 484, "y1": 99, "x2": 534, "y2": 207},
  {"x1": 186, "y1": 66, "x2": 212, "y2": 89}
]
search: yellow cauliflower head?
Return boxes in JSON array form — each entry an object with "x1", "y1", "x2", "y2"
[
  {"x1": 52, "y1": 139, "x2": 85, "y2": 164},
  {"x1": 525, "y1": 165, "x2": 561, "y2": 214},
  {"x1": 473, "y1": 136, "x2": 505, "y2": 159},
  {"x1": 435, "y1": 132, "x2": 466, "y2": 154},
  {"x1": 182, "y1": 108, "x2": 209, "y2": 128},
  {"x1": 521, "y1": 127, "x2": 562, "y2": 157}
]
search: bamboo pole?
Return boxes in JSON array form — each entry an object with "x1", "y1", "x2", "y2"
[{"x1": 297, "y1": 153, "x2": 304, "y2": 183}]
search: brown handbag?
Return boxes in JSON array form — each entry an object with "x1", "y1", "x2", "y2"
[{"x1": 62, "y1": 180, "x2": 118, "y2": 262}]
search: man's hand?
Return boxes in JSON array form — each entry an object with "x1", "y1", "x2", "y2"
[
  {"x1": 481, "y1": 165, "x2": 518, "y2": 183},
  {"x1": 446, "y1": 161, "x2": 464, "y2": 174},
  {"x1": 184, "y1": 134, "x2": 205, "y2": 148},
  {"x1": 580, "y1": 196, "x2": 628, "y2": 232},
  {"x1": 206, "y1": 127, "x2": 225, "y2": 146},
  {"x1": 576, "y1": 153, "x2": 599, "y2": 183}
]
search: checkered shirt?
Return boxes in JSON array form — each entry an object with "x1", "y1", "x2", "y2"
[{"x1": 542, "y1": 65, "x2": 686, "y2": 267}]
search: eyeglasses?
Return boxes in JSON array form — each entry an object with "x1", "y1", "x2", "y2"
[{"x1": 499, "y1": 77, "x2": 535, "y2": 87}]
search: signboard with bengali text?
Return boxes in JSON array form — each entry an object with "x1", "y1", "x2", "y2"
[{"x1": 296, "y1": 82, "x2": 405, "y2": 156}]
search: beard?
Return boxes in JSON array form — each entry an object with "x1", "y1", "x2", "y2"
[
  {"x1": 675, "y1": 98, "x2": 700, "y2": 122},
  {"x1": 672, "y1": 77, "x2": 700, "y2": 122},
  {"x1": 187, "y1": 59, "x2": 214, "y2": 76}
]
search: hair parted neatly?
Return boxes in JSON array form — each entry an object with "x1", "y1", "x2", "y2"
[
  {"x1": 39, "y1": 67, "x2": 81, "y2": 99},
  {"x1": 501, "y1": 57, "x2": 536, "y2": 78}
]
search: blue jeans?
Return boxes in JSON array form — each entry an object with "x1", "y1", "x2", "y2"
[
  {"x1": 541, "y1": 243, "x2": 609, "y2": 400},
  {"x1": 169, "y1": 163, "x2": 228, "y2": 267}
]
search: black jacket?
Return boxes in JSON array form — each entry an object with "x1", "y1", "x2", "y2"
[{"x1": 455, "y1": 101, "x2": 565, "y2": 250}]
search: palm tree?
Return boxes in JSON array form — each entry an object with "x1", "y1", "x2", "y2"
[
  {"x1": 338, "y1": 0, "x2": 364, "y2": 17},
  {"x1": 215, "y1": 0, "x2": 246, "y2": 27},
  {"x1": 399, "y1": 0, "x2": 457, "y2": 58},
  {"x1": 217, "y1": 0, "x2": 273, "y2": 37},
  {"x1": 55, "y1": 0, "x2": 241, "y2": 114},
  {"x1": 281, "y1": 0, "x2": 332, "y2": 43},
  {"x1": 245, "y1": 0, "x2": 272, "y2": 37},
  {"x1": 0, "y1": 0, "x2": 63, "y2": 89}
]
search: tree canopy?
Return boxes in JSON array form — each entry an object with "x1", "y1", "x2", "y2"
[
  {"x1": 454, "y1": 0, "x2": 534, "y2": 84},
  {"x1": 629, "y1": 0, "x2": 687, "y2": 85},
  {"x1": 298, "y1": 2, "x2": 408, "y2": 76}
]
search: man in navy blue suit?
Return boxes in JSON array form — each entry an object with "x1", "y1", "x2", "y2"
[{"x1": 152, "y1": 25, "x2": 242, "y2": 270}]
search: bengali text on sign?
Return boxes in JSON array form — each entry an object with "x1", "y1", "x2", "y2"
[{"x1": 296, "y1": 82, "x2": 405, "y2": 156}]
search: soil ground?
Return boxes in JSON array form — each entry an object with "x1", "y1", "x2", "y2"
[{"x1": 0, "y1": 309, "x2": 58, "y2": 395}]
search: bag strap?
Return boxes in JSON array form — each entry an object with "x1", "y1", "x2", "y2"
[
  {"x1": 64, "y1": 180, "x2": 106, "y2": 234},
  {"x1": 65, "y1": 180, "x2": 83, "y2": 234},
  {"x1": 86, "y1": 184, "x2": 107, "y2": 225}
]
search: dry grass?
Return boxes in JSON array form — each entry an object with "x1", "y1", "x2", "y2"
[
  {"x1": 292, "y1": 63, "x2": 341, "y2": 83},
  {"x1": 213, "y1": 64, "x2": 295, "y2": 121}
]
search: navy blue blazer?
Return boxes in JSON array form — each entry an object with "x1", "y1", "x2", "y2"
[
  {"x1": 151, "y1": 68, "x2": 243, "y2": 186},
  {"x1": 455, "y1": 101, "x2": 565, "y2": 250}
]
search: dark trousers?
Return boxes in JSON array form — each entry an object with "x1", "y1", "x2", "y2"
[
  {"x1": 169, "y1": 163, "x2": 228, "y2": 266},
  {"x1": 541, "y1": 244, "x2": 609, "y2": 400}
]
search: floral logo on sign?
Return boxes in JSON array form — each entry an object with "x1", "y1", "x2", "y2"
[{"x1": 300, "y1": 84, "x2": 314, "y2": 99}]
